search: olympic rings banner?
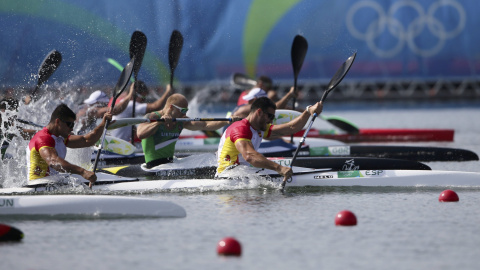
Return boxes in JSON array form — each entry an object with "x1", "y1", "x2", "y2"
[{"x1": 0, "y1": 0, "x2": 478, "y2": 87}]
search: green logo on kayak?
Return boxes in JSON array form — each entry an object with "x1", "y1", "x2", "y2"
[
  {"x1": 338, "y1": 171, "x2": 362, "y2": 178},
  {"x1": 309, "y1": 146, "x2": 351, "y2": 156}
]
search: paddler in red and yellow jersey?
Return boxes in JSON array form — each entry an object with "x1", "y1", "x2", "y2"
[
  {"x1": 26, "y1": 103, "x2": 112, "y2": 184},
  {"x1": 216, "y1": 97, "x2": 323, "y2": 181}
]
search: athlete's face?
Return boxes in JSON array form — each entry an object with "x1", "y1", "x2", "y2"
[
  {"x1": 259, "y1": 107, "x2": 275, "y2": 130},
  {"x1": 59, "y1": 117, "x2": 75, "y2": 137},
  {"x1": 169, "y1": 103, "x2": 188, "y2": 118}
]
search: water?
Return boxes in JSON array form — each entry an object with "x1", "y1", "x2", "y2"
[{"x1": 1, "y1": 103, "x2": 480, "y2": 270}]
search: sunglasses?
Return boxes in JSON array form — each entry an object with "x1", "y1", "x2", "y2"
[
  {"x1": 60, "y1": 119, "x2": 75, "y2": 129},
  {"x1": 263, "y1": 110, "x2": 275, "y2": 121},
  {"x1": 171, "y1": 104, "x2": 188, "y2": 114}
]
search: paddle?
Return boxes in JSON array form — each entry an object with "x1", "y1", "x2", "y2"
[
  {"x1": 107, "y1": 117, "x2": 237, "y2": 130},
  {"x1": 231, "y1": 73, "x2": 257, "y2": 88},
  {"x1": 129, "y1": 31, "x2": 147, "y2": 144},
  {"x1": 31, "y1": 50, "x2": 62, "y2": 98},
  {"x1": 16, "y1": 118, "x2": 43, "y2": 128},
  {"x1": 282, "y1": 52, "x2": 357, "y2": 190},
  {"x1": 168, "y1": 30, "x2": 184, "y2": 87},
  {"x1": 92, "y1": 57, "x2": 135, "y2": 180},
  {"x1": 289, "y1": 35, "x2": 308, "y2": 143},
  {"x1": 94, "y1": 135, "x2": 136, "y2": 156},
  {"x1": 107, "y1": 58, "x2": 135, "y2": 83}
]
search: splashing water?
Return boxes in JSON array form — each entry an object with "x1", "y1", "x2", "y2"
[{"x1": 1, "y1": 87, "x2": 94, "y2": 188}]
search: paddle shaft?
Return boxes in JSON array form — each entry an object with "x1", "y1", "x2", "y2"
[
  {"x1": 107, "y1": 117, "x2": 236, "y2": 130},
  {"x1": 282, "y1": 52, "x2": 356, "y2": 190},
  {"x1": 16, "y1": 118, "x2": 43, "y2": 128},
  {"x1": 92, "y1": 118, "x2": 114, "y2": 172},
  {"x1": 151, "y1": 117, "x2": 234, "y2": 122},
  {"x1": 92, "y1": 57, "x2": 135, "y2": 176}
]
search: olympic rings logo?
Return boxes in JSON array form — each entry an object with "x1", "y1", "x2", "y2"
[{"x1": 346, "y1": 0, "x2": 466, "y2": 57}]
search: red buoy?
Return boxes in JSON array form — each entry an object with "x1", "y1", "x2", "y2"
[
  {"x1": 439, "y1": 189, "x2": 459, "y2": 202},
  {"x1": 217, "y1": 237, "x2": 242, "y2": 256},
  {"x1": 0, "y1": 223, "x2": 24, "y2": 242},
  {"x1": 335, "y1": 210, "x2": 357, "y2": 226}
]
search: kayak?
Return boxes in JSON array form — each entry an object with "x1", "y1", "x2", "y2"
[
  {"x1": 276, "y1": 109, "x2": 455, "y2": 142},
  {"x1": 294, "y1": 128, "x2": 454, "y2": 142},
  {"x1": 177, "y1": 128, "x2": 455, "y2": 143},
  {"x1": 260, "y1": 139, "x2": 479, "y2": 162},
  {"x1": 0, "y1": 195, "x2": 186, "y2": 217},
  {"x1": 97, "y1": 153, "x2": 431, "y2": 178},
  {"x1": 93, "y1": 137, "x2": 477, "y2": 167},
  {"x1": 1, "y1": 167, "x2": 479, "y2": 195}
]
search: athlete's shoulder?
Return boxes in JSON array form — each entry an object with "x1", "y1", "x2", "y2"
[
  {"x1": 30, "y1": 128, "x2": 55, "y2": 149},
  {"x1": 226, "y1": 119, "x2": 253, "y2": 142}
]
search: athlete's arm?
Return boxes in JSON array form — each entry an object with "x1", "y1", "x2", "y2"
[
  {"x1": 232, "y1": 105, "x2": 250, "y2": 118},
  {"x1": 275, "y1": 86, "x2": 296, "y2": 109},
  {"x1": 184, "y1": 120, "x2": 228, "y2": 131},
  {"x1": 68, "y1": 111, "x2": 112, "y2": 148},
  {"x1": 234, "y1": 139, "x2": 292, "y2": 178},
  {"x1": 136, "y1": 112, "x2": 163, "y2": 140},
  {"x1": 39, "y1": 147, "x2": 96, "y2": 183},
  {"x1": 146, "y1": 84, "x2": 174, "y2": 113},
  {"x1": 269, "y1": 101, "x2": 323, "y2": 140}
]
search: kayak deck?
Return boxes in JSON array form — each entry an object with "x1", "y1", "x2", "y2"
[{"x1": 0, "y1": 195, "x2": 186, "y2": 217}]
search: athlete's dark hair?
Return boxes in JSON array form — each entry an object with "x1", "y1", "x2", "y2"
[
  {"x1": 135, "y1": 80, "x2": 149, "y2": 95},
  {"x1": 50, "y1": 103, "x2": 76, "y2": 123},
  {"x1": 257, "y1": 75, "x2": 273, "y2": 91},
  {"x1": 250, "y1": 97, "x2": 276, "y2": 113}
]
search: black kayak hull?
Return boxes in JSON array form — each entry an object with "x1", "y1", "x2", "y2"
[{"x1": 261, "y1": 144, "x2": 478, "y2": 162}]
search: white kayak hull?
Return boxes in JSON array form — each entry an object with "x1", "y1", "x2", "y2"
[
  {"x1": 1, "y1": 169, "x2": 480, "y2": 194},
  {"x1": 0, "y1": 195, "x2": 186, "y2": 217}
]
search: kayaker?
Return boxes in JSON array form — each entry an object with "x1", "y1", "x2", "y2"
[
  {"x1": 216, "y1": 97, "x2": 322, "y2": 180},
  {"x1": 136, "y1": 93, "x2": 241, "y2": 169},
  {"x1": 237, "y1": 75, "x2": 274, "y2": 106},
  {"x1": 110, "y1": 81, "x2": 173, "y2": 143},
  {"x1": 26, "y1": 103, "x2": 112, "y2": 184},
  {"x1": 231, "y1": 87, "x2": 296, "y2": 119},
  {"x1": 76, "y1": 83, "x2": 135, "y2": 134}
]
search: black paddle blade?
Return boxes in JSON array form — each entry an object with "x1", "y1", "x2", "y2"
[
  {"x1": 33, "y1": 50, "x2": 62, "y2": 95},
  {"x1": 320, "y1": 52, "x2": 357, "y2": 102},
  {"x1": 112, "y1": 56, "x2": 135, "y2": 104},
  {"x1": 169, "y1": 30, "x2": 184, "y2": 83},
  {"x1": 291, "y1": 35, "x2": 308, "y2": 79},
  {"x1": 327, "y1": 118, "x2": 359, "y2": 134},
  {"x1": 129, "y1": 31, "x2": 147, "y2": 79},
  {"x1": 232, "y1": 73, "x2": 256, "y2": 87}
]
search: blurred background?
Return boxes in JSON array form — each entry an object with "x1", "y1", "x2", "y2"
[{"x1": 1, "y1": 0, "x2": 479, "y2": 106}]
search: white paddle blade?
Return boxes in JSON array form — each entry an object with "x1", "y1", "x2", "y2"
[
  {"x1": 273, "y1": 109, "x2": 302, "y2": 125},
  {"x1": 95, "y1": 135, "x2": 136, "y2": 156}
]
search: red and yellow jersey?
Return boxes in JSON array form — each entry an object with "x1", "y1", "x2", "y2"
[
  {"x1": 26, "y1": 127, "x2": 69, "y2": 181},
  {"x1": 216, "y1": 119, "x2": 273, "y2": 174}
]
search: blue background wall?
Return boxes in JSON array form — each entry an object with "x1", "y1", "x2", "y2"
[{"x1": 0, "y1": 0, "x2": 478, "y2": 88}]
